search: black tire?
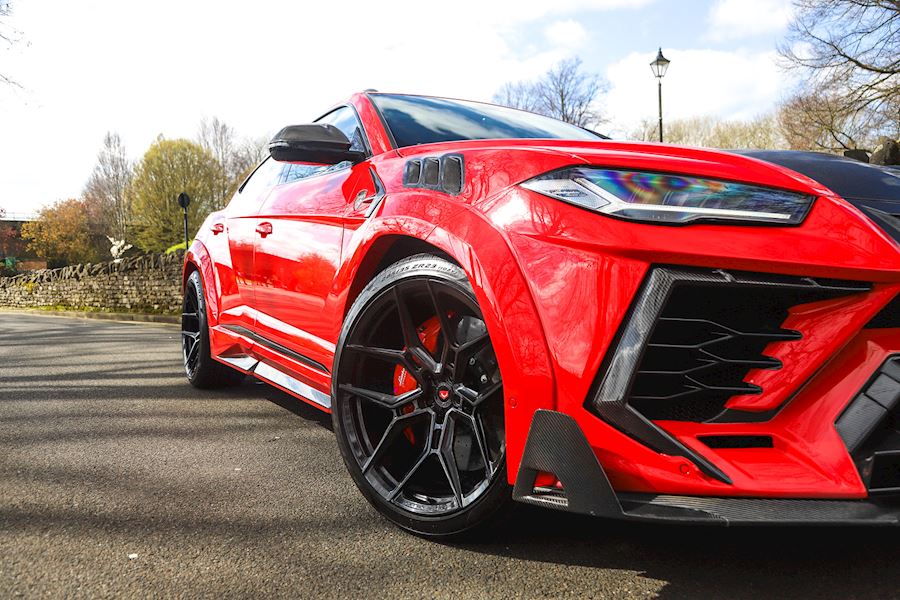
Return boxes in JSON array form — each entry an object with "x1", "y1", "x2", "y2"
[
  {"x1": 332, "y1": 254, "x2": 511, "y2": 538},
  {"x1": 182, "y1": 270, "x2": 244, "y2": 389}
]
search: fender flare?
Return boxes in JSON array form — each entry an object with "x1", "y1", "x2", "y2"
[
  {"x1": 183, "y1": 240, "x2": 221, "y2": 327},
  {"x1": 335, "y1": 202, "x2": 557, "y2": 483}
]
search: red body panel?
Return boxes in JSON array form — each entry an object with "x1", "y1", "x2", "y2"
[{"x1": 185, "y1": 93, "x2": 900, "y2": 500}]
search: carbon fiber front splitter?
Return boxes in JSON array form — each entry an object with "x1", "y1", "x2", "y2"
[{"x1": 512, "y1": 410, "x2": 900, "y2": 526}]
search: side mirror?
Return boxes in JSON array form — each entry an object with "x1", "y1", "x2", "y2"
[{"x1": 268, "y1": 124, "x2": 366, "y2": 165}]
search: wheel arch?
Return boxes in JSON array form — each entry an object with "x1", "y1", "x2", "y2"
[
  {"x1": 337, "y1": 211, "x2": 557, "y2": 483},
  {"x1": 183, "y1": 240, "x2": 221, "y2": 326}
]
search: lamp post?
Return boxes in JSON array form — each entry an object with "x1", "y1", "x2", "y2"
[
  {"x1": 650, "y1": 48, "x2": 670, "y2": 143},
  {"x1": 177, "y1": 192, "x2": 191, "y2": 252}
]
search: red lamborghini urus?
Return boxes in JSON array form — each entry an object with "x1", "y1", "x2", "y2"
[{"x1": 182, "y1": 92, "x2": 900, "y2": 536}]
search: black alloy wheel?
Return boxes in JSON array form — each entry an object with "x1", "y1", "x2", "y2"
[
  {"x1": 182, "y1": 270, "x2": 244, "y2": 388},
  {"x1": 333, "y1": 254, "x2": 510, "y2": 537}
]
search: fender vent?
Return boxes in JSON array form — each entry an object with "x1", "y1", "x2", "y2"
[{"x1": 403, "y1": 154, "x2": 465, "y2": 195}]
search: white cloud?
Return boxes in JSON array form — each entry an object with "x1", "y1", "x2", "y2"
[
  {"x1": 605, "y1": 48, "x2": 786, "y2": 137},
  {"x1": 0, "y1": 0, "x2": 659, "y2": 214},
  {"x1": 707, "y1": 0, "x2": 794, "y2": 41},
  {"x1": 544, "y1": 20, "x2": 588, "y2": 48}
]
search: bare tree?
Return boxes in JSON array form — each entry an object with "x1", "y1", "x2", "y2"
[
  {"x1": 631, "y1": 114, "x2": 786, "y2": 149},
  {"x1": 0, "y1": 0, "x2": 22, "y2": 88},
  {"x1": 494, "y1": 81, "x2": 543, "y2": 114},
  {"x1": 493, "y1": 58, "x2": 607, "y2": 128},
  {"x1": 83, "y1": 132, "x2": 133, "y2": 242},
  {"x1": 779, "y1": 0, "x2": 900, "y2": 149},
  {"x1": 198, "y1": 117, "x2": 266, "y2": 208},
  {"x1": 198, "y1": 117, "x2": 235, "y2": 208},
  {"x1": 777, "y1": 89, "x2": 884, "y2": 151}
]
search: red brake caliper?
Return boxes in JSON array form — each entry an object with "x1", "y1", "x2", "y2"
[{"x1": 393, "y1": 315, "x2": 443, "y2": 444}]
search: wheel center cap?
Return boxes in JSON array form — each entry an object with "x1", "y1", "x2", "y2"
[{"x1": 435, "y1": 385, "x2": 453, "y2": 408}]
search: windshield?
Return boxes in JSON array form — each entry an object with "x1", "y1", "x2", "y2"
[{"x1": 370, "y1": 93, "x2": 603, "y2": 148}]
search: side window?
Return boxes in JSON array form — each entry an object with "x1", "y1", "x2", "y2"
[
  {"x1": 283, "y1": 162, "x2": 329, "y2": 184},
  {"x1": 316, "y1": 106, "x2": 367, "y2": 155},
  {"x1": 228, "y1": 157, "x2": 284, "y2": 213},
  {"x1": 279, "y1": 107, "x2": 368, "y2": 185}
]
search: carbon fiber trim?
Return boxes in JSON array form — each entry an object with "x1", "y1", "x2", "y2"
[
  {"x1": 402, "y1": 154, "x2": 465, "y2": 195},
  {"x1": 222, "y1": 324, "x2": 329, "y2": 374},
  {"x1": 513, "y1": 410, "x2": 622, "y2": 517},
  {"x1": 218, "y1": 355, "x2": 332, "y2": 409},
  {"x1": 512, "y1": 409, "x2": 900, "y2": 525},
  {"x1": 618, "y1": 494, "x2": 900, "y2": 525},
  {"x1": 837, "y1": 356, "x2": 900, "y2": 494},
  {"x1": 837, "y1": 357, "x2": 900, "y2": 453}
]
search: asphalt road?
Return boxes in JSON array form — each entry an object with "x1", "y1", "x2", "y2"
[{"x1": 2, "y1": 312, "x2": 899, "y2": 599}]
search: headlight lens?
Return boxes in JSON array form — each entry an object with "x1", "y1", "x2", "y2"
[{"x1": 520, "y1": 168, "x2": 814, "y2": 225}]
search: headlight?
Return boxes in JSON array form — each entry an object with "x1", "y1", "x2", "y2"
[{"x1": 520, "y1": 168, "x2": 814, "y2": 225}]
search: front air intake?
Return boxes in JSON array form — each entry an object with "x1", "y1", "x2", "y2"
[
  {"x1": 628, "y1": 283, "x2": 805, "y2": 422},
  {"x1": 587, "y1": 267, "x2": 871, "y2": 483}
]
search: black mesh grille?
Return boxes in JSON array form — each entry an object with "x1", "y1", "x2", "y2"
[
  {"x1": 422, "y1": 158, "x2": 440, "y2": 186},
  {"x1": 867, "y1": 294, "x2": 900, "y2": 329},
  {"x1": 440, "y1": 155, "x2": 464, "y2": 195},
  {"x1": 627, "y1": 277, "x2": 867, "y2": 423},
  {"x1": 700, "y1": 435, "x2": 774, "y2": 449},
  {"x1": 404, "y1": 159, "x2": 421, "y2": 184}
]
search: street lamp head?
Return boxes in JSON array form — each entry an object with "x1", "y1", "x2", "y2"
[{"x1": 650, "y1": 47, "x2": 670, "y2": 79}]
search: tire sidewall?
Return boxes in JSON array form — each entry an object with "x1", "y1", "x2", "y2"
[{"x1": 184, "y1": 269, "x2": 234, "y2": 388}]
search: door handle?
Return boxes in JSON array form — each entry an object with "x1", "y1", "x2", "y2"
[
  {"x1": 353, "y1": 189, "x2": 374, "y2": 210},
  {"x1": 256, "y1": 222, "x2": 273, "y2": 237}
]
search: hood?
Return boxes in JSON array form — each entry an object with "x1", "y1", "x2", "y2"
[{"x1": 737, "y1": 150, "x2": 900, "y2": 244}]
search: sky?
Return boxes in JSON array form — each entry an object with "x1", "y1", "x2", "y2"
[{"x1": 0, "y1": 0, "x2": 797, "y2": 216}]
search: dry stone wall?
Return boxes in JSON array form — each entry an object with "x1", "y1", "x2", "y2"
[{"x1": 0, "y1": 251, "x2": 185, "y2": 314}]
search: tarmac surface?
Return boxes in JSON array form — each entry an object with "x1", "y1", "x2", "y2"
[{"x1": 1, "y1": 312, "x2": 898, "y2": 599}]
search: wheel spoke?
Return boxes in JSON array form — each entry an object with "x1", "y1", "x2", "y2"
[
  {"x1": 458, "y1": 380, "x2": 502, "y2": 408},
  {"x1": 438, "y1": 412, "x2": 465, "y2": 508},
  {"x1": 339, "y1": 383, "x2": 421, "y2": 410},
  {"x1": 460, "y1": 412, "x2": 493, "y2": 477},
  {"x1": 387, "y1": 414, "x2": 434, "y2": 502},
  {"x1": 426, "y1": 280, "x2": 457, "y2": 350},
  {"x1": 363, "y1": 409, "x2": 430, "y2": 474},
  {"x1": 409, "y1": 345, "x2": 441, "y2": 376},
  {"x1": 344, "y1": 344, "x2": 426, "y2": 386},
  {"x1": 395, "y1": 286, "x2": 442, "y2": 376},
  {"x1": 184, "y1": 338, "x2": 200, "y2": 365},
  {"x1": 345, "y1": 344, "x2": 405, "y2": 362}
]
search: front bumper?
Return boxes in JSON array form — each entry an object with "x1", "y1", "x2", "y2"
[
  {"x1": 493, "y1": 180, "x2": 900, "y2": 500},
  {"x1": 513, "y1": 410, "x2": 900, "y2": 525}
]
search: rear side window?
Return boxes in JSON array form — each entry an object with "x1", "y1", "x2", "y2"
[
  {"x1": 277, "y1": 106, "x2": 369, "y2": 185},
  {"x1": 316, "y1": 106, "x2": 367, "y2": 155},
  {"x1": 282, "y1": 162, "x2": 329, "y2": 184},
  {"x1": 229, "y1": 157, "x2": 284, "y2": 213}
]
